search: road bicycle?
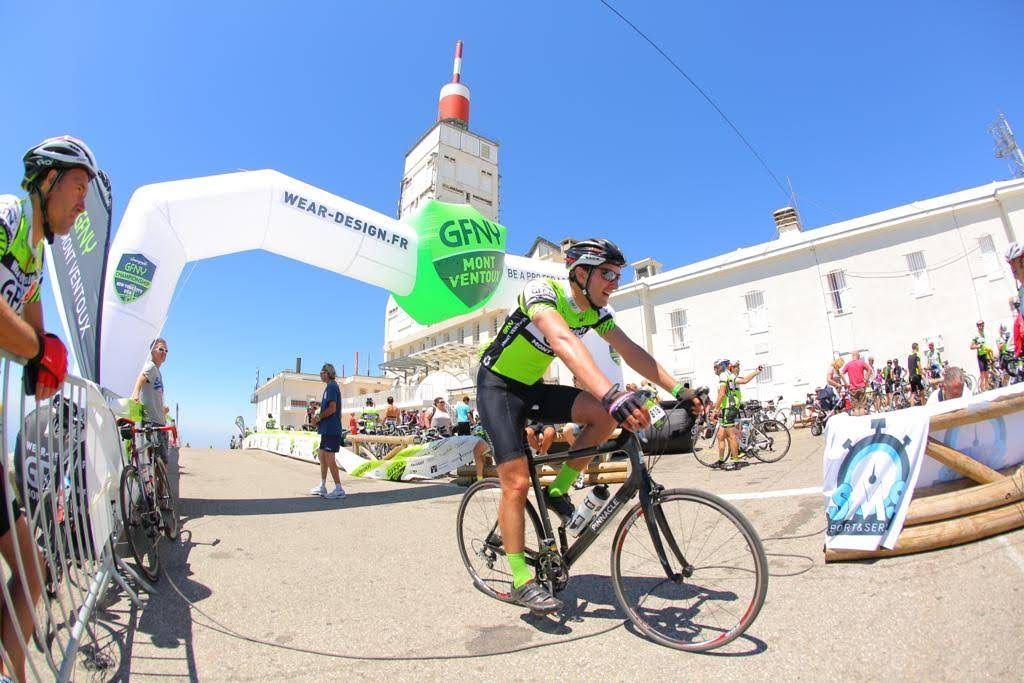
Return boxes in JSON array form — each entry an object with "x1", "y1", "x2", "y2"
[
  {"x1": 456, "y1": 427, "x2": 768, "y2": 652},
  {"x1": 692, "y1": 415, "x2": 791, "y2": 467},
  {"x1": 118, "y1": 421, "x2": 179, "y2": 582}
]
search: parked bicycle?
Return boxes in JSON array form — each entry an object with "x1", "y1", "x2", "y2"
[
  {"x1": 692, "y1": 414, "x2": 791, "y2": 467},
  {"x1": 117, "y1": 420, "x2": 179, "y2": 582},
  {"x1": 456, "y1": 427, "x2": 768, "y2": 652}
]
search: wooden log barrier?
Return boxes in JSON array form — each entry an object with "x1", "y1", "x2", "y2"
[
  {"x1": 924, "y1": 438, "x2": 1004, "y2": 485},
  {"x1": 905, "y1": 465, "x2": 1024, "y2": 526}
]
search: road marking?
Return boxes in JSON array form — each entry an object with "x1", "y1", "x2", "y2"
[
  {"x1": 998, "y1": 535, "x2": 1024, "y2": 576},
  {"x1": 721, "y1": 486, "x2": 822, "y2": 501}
]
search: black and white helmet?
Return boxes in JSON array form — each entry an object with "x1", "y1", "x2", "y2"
[
  {"x1": 22, "y1": 135, "x2": 99, "y2": 190},
  {"x1": 564, "y1": 238, "x2": 626, "y2": 271},
  {"x1": 713, "y1": 358, "x2": 730, "y2": 371}
]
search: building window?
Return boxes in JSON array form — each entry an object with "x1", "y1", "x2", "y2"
[
  {"x1": 481, "y1": 143, "x2": 491, "y2": 160},
  {"x1": 474, "y1": 322, "x2": 481, "y2": 343},
  {"x1": 905, "y1": 251, "x2": 930, "y2": 296},
  {"x1": 745, "y1": 290, "x2": 768, "y2": 332},
  {"x1": 979, "y1": 234, "x2": 999, "y2": 276},
  {"x1": 757, "y1": 365, "x2": 775, "y2": 384},
  {"x1": 669, "y1": 309, "x2": 687, "y2": 348},
  {"x1": 825, "y1": 270, "x2": 849, "y2": 314}
]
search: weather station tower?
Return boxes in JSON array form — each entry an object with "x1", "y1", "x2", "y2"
[{"x1": 398, "y1": 41, "x2": 500, "y2": 221}]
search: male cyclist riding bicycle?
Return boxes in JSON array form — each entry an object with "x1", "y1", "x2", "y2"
[{"x1": 476, "y1": 238, "x2": 693, "y2": 613}]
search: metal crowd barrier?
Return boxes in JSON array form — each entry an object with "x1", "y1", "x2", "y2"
[{"x1": 1, "y1": 352, "x2": 149, "y2": 681}]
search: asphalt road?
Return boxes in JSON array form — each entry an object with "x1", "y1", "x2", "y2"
[{"x1": 70, "y1": 429, "x2": 1024, "y2": 681}]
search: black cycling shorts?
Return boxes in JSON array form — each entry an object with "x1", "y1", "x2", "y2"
[
  {"x1": 455, "y1": 422, "x2": 471, "y2": 436},
  {"x1": 720, "y1": 407, "x2": 740, "y2": 427},
  {"x1": 977, "y1": 356, "x2": 991, "y2": 373},
  {"x1": 476, "y1": 366, "x2": 581, "y2": 466},
  {"x1": 909, "y1": 376, "x2": 925, "y2": 392}
]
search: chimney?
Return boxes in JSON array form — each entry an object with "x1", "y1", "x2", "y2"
[
  {"x1": 295, "y1": 357, "x2": 302, "y2": 373},
  {"x1": 773, "y1": 206, "x2": 802, "y2": 239}
]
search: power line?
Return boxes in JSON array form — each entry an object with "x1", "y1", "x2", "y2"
[{"x1": 599, "y1": 0, "x2": 792, "y2": 201}]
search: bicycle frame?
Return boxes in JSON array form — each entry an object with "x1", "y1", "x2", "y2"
[{"x1": 526, "y1": 431, "x2": 687, "y2": 585}]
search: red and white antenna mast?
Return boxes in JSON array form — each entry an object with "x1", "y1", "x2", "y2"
[{"x1": 438, "y1": 40, "x2": 470, "y2": 128}]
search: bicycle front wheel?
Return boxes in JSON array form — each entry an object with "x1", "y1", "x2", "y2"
[
  {"x1": 456, "y1": 478, "x2": 545, "y2": 602},
  {"x1": 750, "y1": 421, "x2": 791, "y2": 463},
  {"x1": 610, "y1": 489, "x2": 767, "y2": 652},
  {"x1": 119, "y1": 465, "x2": 161, "y2": 582}
]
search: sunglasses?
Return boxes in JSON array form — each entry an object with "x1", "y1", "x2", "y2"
[
  {"x1": 595, "y1": 266, "x2": 621, "y2": 283},
  {"x1": 154, "y1": 347, "x2": 169, "y2": 353}
]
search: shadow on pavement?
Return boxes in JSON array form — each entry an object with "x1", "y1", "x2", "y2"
[{"x1": 181, "y1": 482, "x2": 462, "y2": 519}]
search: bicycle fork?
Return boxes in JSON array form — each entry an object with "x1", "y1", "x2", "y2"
[{"x1": 638, "y1": 480, "x2": 693, "y2": 582}]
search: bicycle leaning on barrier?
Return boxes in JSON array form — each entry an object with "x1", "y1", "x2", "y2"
[
  {"x1": 116, "y1": 419, "x2": 179, "y2": 582},
  {"x1": 456, "y1": 407, "x2": 769, "y2": 652},
  {"x1": 691, "y1": 410, "x2": 791, "y2": 468}
]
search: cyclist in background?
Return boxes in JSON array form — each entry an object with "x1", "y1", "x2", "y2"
[
  {"x1": 1, "y1": 134, "x2": 96, "y2": 683},
  {"x1": 906, "y1": 342, "x2": 925, "y2": 406},
  {"x1": 924, "y1": 341, "x2": 943, "y2": 380},
  {"x1": 997, "y1": 324, "x2": 1013, "y2": 386},
  {"x1": 971, "y1": 321, "x2": 992, "y2": 391},
  {"x1": 475, "y1": 238, "x2": 692, "y2": 613},
  {"x1": 361, "y1": 397, "x2": 379, "y2": 432},
  {"x1": 1007, "y1": 242, "x2": 1024, "y2": 318},
  {"x1": 713, "y1": 359, "x2": 761, "y2": 470}
]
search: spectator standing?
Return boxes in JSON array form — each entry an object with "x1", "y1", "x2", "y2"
[
  {"x1": 383, "y1": 396, "x2": 400, "y2": 427},
  {"x1": 310, "y1": 363, "x2": 345, "y2": 499},
  {"x1": 826, "y1": 357, "x2": 844, "y2": 404},
  {"x1": 0, "y1": 135, "x2": 97, "y2": 682},
  {"x1": 841, "y1": 352, "x2": 871, "y2": 415},
  {"x1": 428, "y1": 397, "x2": 453, "y2": 436},
  {"x1": 348, "y1": 413, "x2": 359, "y2": 435},
  {"x1": 1006, "y1": 242, "x2": 1024, "y2": 318},
  {"x1": 454, "y1": 395, "x2": 473, "y2": 435},
  {"x1": 924, "y1": 342, "x2": 943, "y2": 379},
  {"x1": 907, "y1": 343, "x2": 926, "y2": 406},
  {"x1": 131, "y1": 338, "x2": 171, "y2": 461}
]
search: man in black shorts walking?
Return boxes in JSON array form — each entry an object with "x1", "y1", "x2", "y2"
[{"x1": 310, "y1": 363, "x2": 346, "y2": 499}]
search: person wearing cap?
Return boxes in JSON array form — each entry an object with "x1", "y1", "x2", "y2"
[
  {"x1": 0, "y1": 135, "x2": 99, "y2": 682},
  {"x1": 310, "y1": 363, "x2": 346, "y2": 499},
  {"x1": 970, "y1": 321, "x2": 993, "y2": 391}
]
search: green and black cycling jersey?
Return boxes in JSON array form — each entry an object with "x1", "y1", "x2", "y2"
[
  {"x1": 0, "y1": 195, "x2": 44, "y2": 315},
  {"x1": 478, "y1": 278, "x2": 616, "y2": 385}
]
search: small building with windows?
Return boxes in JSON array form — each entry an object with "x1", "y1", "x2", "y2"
[
  {"x1": 611, "y1": 178, "x2": 1024, "y2": 403},
  {"x1": 253, "y1": 368, "x2": 395, "y2": 431}
]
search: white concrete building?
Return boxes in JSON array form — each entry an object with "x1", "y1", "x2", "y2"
[
  {"x1": 612, "y1": 179, "x2": 1024, "y2": 404},
  {"x1": 253, "y1": 370, "x2": 394, "y2": 431}
]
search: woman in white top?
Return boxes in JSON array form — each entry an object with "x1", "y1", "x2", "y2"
[{"x1": 429, "y1": 397, "x2": 453, "y2": 436}]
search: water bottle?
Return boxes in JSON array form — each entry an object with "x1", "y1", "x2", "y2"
[{"x1": 566, "y1": 485, "x2": 611, "y2": 537}]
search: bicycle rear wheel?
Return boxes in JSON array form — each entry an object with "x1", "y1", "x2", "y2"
[
  {"x1": 456, "y1": 478, "x2": 545, "y2": 602},
  {"x1": 750, "y1": 421, "x2": 791, "y2": 463},
  {"x1": 610, "y1": 488, "x2": 767, "y2": 652},
  {"x1": 153, "y1": 459, "x2": 179, "y2": 540},
  {"x1": 692, "y1": 426, "x2": 722, "y2": 468},
  {"x1": 119, "y1": 465, "x2": 161, "y2": 582}
]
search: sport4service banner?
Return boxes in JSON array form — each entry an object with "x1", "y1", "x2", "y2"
[
  {"x1": 823, "y1": 410, "x2": 930, "y2": 551},
  {"x1": 47, "y1": 170, "x2": 113, "y2": 383}
]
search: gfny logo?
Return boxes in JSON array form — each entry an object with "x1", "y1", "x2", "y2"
[{"x1": 432, "y1": 217, "x2": 504, "y2": 307}]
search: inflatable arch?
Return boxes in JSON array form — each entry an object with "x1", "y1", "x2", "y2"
[{"x1": 101, "y1": 169, "x2": 621, "y2": 395}]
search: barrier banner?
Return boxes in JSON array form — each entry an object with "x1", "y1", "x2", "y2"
[
  {"x1": 48, "y1": 170, "x2": 112, "y2": 382},
  {"x1": 823, "y1": 411, "x2": 930, "y2": 551}
]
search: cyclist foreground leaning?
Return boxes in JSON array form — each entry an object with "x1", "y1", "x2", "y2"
[{"x1": 475, "y1": 238, "x2": 694, "y2": 613}]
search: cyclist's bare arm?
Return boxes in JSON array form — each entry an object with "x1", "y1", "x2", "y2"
[
  {"x1": 0, "y1": 298, "x2": 42, "y2": 358},
  {"x1": 130, "y1": 372, "x2": 149, "y2": 402},
  {"x1": 736, "y1": 369, "x2": 761, "y2": 385},
  {"x1": 532, "y1": 308, "x2": 616, "y2": 399},
  {"x1": 600, "y1": 326, "x2": 679, "y2": 396}
]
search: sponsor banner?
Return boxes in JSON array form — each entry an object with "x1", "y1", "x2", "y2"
[
  {"x1": 823, "y1": 411, "x2": 930, "y2": 551},
  {"x1": 243, "y1": 431, "x2": 484, "y2": 481},
  {"x1": 112, "y1": 252, "x2": 157, "y2": 304},
  {"x1": 48, "y1": 170, "x2": 112, "y2": 382}
]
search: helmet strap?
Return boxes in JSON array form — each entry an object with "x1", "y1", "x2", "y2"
[
  {"x1": 572, "y1": 265, "x2": 600, "y2": 310},
  {"x1": 31, "y1": 169, "x2": 64, "y2": 245}
]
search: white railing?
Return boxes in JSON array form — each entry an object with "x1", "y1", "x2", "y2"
[{"x1": 1, "y1": 352, "x2": 143, "y2": 681}]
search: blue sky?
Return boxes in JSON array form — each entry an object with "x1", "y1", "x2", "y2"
[{"x1": 3, "y1": 1, "x2": 1021, "y2": 447}]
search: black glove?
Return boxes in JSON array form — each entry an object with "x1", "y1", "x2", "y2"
[{"x1": 601, "y1": 384, "x2": 647, "y2": 426}]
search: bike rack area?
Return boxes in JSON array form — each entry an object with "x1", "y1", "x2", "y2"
[{"x1": 1, "y1": 353, "x2": 149, "y2": 681}]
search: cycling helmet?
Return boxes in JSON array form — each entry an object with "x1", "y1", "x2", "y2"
[
  {"x1": 564, "y1": 238, "x2": 626, "y2": 270},
  {"x1": 713, "y1": 358, "x2": 730, "y2": 370},
  {"x1": 22, "y1": 135, "x2": 99, "y2": 190},
  {"x1": 1005, "y1": 241, "x2": 1024, "y2": 262},
  {"x1": 21, "y1": 135, "x2": 99, "y2": 245},
  {"x1": 564, "y1": 238, "x2": 626, "y2": 309}
]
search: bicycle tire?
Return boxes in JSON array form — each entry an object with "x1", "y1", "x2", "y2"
[
  {"x1": 610, "y1": 488, "x2": 768, "y2": 652},
  {"x1": 750, "y1": 421, "x2": 791, "y2": 463},
  {"x1": 153, "y1": 459, "x2": 179, "y2": 540},
  {"x1": 456, "y1": 478, "x2": 545, "y2": 602},
  {"x1": 692, "y1": 438, "x2": 722, "y2": 468},
  {"x1": 119, "y1": 465, "x2": 160, "y2": 582}
]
